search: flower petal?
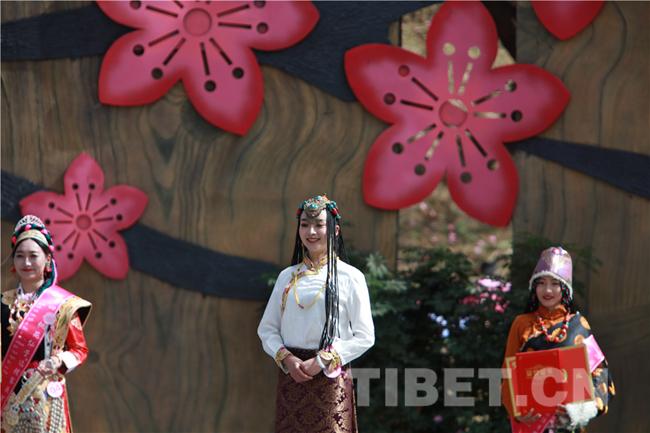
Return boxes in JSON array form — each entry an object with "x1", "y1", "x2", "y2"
[
  {"x1": 345, "y1": 44, "x2": 441, "y2": 125},
  {"x1": 84, "y1": 234, "x2": 130, "y2": 280},
  {"x1": 97, "y1": 1, "x2": 318, "y2": 133},
  {"x1": 445, "y1": 137, "x2": 518, "y2": 227},
  {"x1": 363, "y1": 125, "x2": 446, "y2": 210},
  {"x1": 426, "y1": 2, "x2": 498, "y2": 79},
  {"x1": 53, "y1": 245, "x2": 85, "y2": 283},
  {"x1": 18, "y1": 152, "x2": 146, "y2": 282},
  {"x1": 349, "y1": 0, "x2": 568, "y2": 225},
  {"x1": 19, "y1": 191, "x2": 78, "y2": 243},
  {"x1": 19, "y1": 190, "x2": 84, "y2": 282},
  {"x1": 63, "y1": 153, "x2": 105, "y2": 196},
  {"x1": 99, "y1": 29, "x2": 183, "y2": 105},
  {"x1": 181, "y1": 40, "x2": 263, "y2": 135},
  {"x1": 465, "y1": 64, "x2": 569, "y2": 143},
  {"x1": 19, "y1": 191, "x2": 67, "y2": 229},
  {"x1": 532, "y1": 1, "x2": 605, "y2": 40},
  {"x1": 96, "y1": 0, "x2": 182, "y2": 30},
  {"x1": 210, "y1": 1, "x2": 319, "y2": 51},
  {"x1": 101, "y1": 185, "x2": 148, "y2": 230},
  {"x1": 183, "y1": 36, "x2": 264, "y2": 135}
]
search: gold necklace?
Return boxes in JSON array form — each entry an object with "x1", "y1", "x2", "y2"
[
  {"x1": 293, "y1": 281, "x2": 325, "y2": 310},
  {"x1": 292, "y1": 258, "x2": 327, "y2": 310}
]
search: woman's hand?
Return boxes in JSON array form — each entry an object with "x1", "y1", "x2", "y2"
[
  {"x1": 554, "y1": 405, "x2": 570, "y2": 427},
  {"x1": 302, "y1": 357, "x2": 323, "y2": 376},
  {"x1": 37, "y1": 355, "x2": 62, "y2": 376},
  {"x1": 515, "y1": 409, "x2": 542, "y2": 425},
  {"x1": 283, "y1": 355, "x2": 313, "y2": 383}
]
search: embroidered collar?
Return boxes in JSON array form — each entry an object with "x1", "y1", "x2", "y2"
[
  {"x1": 303, "y1": 255, "x2": 328, "y2": 272},
  {"x1": 536, "y1": 304, "x2": 567, "y2": 321}
]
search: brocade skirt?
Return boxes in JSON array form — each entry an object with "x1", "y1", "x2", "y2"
[{"x1": 275, "y1": 348, "x2": 357, "y2": 433}]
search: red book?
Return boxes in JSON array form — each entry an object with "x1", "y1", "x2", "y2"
[
  {"x1": 509, "y1": 413, "x2": 555, "y2": 433},
  {"x1": 506, "y1": 345, "x2": 594, "y2": 417}
]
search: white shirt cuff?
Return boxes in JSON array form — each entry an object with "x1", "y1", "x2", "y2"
[{"x1": 59, "y1": 351, "x2": 80, "y2": 373}]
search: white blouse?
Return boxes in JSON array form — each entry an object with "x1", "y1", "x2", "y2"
[{"x1": 257, "y1": 259, "x2": 375, "y2": 366}]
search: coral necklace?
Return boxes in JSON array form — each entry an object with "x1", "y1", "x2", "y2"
[{"x1": 535, "y1": 311, "x2": 571, "y2": 343}]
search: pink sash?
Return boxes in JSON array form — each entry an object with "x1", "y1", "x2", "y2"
[
  {"x1": 1, "y1": 285, "x2": 74, "y2": 410},
  {"x1": 583, "y1": 334, "x2": 605, "y2": 373}
]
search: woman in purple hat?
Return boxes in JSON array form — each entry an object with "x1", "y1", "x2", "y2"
[{"x1": 501, "y1": 247, "x2": 615, "y2": 433}]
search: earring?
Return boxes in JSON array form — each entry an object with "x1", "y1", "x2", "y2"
[{"x1": 45, "y1": 262, "x2": 52, "y2": 273}]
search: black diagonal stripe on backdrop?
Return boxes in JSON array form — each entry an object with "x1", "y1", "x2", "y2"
[
  {"x1": 511, "y1": 138, "x2": 650, "y2": 199},
  {"x1": 2, "y1": 140, "x2": 647, "y2": 297},
  {"x1": 255, "y1": 1, "x2": 437, "y2": 100},
  {"x1": 1, "y1": 171, "x2": 278, "y2": 301},
  {"x1": 1, "y1": 2, "x2": 436, "y2": 101},
  {"x1": 0, "y1": 5, "x2": 130, "y2": 61}
]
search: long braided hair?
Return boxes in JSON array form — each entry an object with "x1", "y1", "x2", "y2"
[
  {"x1": 291, "y1": 199, "x2": 347, "y2": 350},
  {"x1": 524, "y1": 278, "x2": 578, "y2": 313}
]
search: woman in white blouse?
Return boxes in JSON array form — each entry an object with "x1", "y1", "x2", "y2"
[{"x1": 258, "y1": 194, "x2": 375, "y2": 433}]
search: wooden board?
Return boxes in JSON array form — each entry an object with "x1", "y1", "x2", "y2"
[
  {"x1": 1, "y1": 1, "x2": 397, "y2": 431},
  {"x1": 514, "y1": 2, "x2": 650, "y2": 432}
]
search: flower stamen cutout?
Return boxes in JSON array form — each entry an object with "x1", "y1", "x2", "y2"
[
  {"x1": 345, "y1": 2, "x2": 569, "y2": 226},
  {"x1": 98, "y1": 0, "x2": 319, "y2": 135},
  {"x1": 20, "y1": 153, "x2": 148, "y2": 281}
]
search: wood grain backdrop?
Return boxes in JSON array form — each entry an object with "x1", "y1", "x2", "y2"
[
  {"x1": 397, "y1": 3, "x2": 648, "y2": 431},
  {"x1": 515, "y1": 2, "x2": 649, "y2": 433},
  {"x1": 1, "y1": 1, "x2": 397, "y2": 431}
]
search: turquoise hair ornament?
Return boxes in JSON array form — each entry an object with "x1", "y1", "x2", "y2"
[{"x1": 297, "y1": 194, "x2": 342, "y2": 220}]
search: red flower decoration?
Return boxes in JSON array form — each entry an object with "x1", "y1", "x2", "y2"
[
  {"x1": 532, "y1": 1, "x2": 604, "y2": 40},
  {"x1": 19, "y1": 153, "x2": 148, "y2": 281},
  {"x1": 97, "y1": 0, "x2": 319, "y2": 135},
  {"x1": 461, "y1": 278, "x2": 511, "y2": 314},
  {"x1": 345, "y1": 1, "x2": 569, "y2": 226}
]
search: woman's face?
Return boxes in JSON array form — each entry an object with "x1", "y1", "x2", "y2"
[
  {"x1": 535, "y1": 276, "x2": 563, "y2": 309},
  {"x1": 299, "y1": 210, "x2": 338, "y2": 260},
  {"x1": 13, "y1": 239, "x2": 49, "y2": 284}
]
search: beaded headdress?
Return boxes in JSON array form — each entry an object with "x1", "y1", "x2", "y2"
[
  {"x1": 296, "y1": 194, "x2": 341, "y2": 220},
  {"x1": 529, "y1": 246, "x2": 573, "y2": 298},
  {"x1": 11, "y1": 215, "x2": 58, "y2": 289},
  {"x1": 12, "y1": 215, "x2": 54, "y2": 252}
]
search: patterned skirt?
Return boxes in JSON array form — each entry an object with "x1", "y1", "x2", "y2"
[{"x1": 275, "y1": 348, "x2": 357, "y2": 433}]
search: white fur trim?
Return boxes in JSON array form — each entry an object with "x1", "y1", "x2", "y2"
[
  {"x1": 564, "y1": 400, "x2": 598, "y2": 428},
  {"x1": 528, "y1": 271, "x2": 573, "y2": 299}
]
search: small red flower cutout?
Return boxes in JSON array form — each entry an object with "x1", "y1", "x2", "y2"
[
  {"x1": 19, "y1": 153, "x2": 148, "y2": 281},
  {"x1": 97, "y1": 0, "x2": 319, "y2": 135},
  {"x1": 532, "y1": 1, "x2": 604, "y2": 40},
  {"x1": 345, "y1": 1, "x2": 569, "y2": 226}
]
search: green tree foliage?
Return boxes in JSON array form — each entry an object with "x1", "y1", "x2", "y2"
[{"x1": 353, "y1": 236, "x2": 598, "y2": 433}]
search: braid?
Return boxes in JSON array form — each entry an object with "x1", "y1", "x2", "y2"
[
  {"x1": 290, "y1": 196, "x2": 347, "y2": 350},
  {"x1": 291, "y1": 226, "x2": 303, "y2": 266},
  {"x1": 560, "y1": 283, "x2": 578, "y2": 313},
  {"x1": 319, "y1": 212, "x2": 340, "y2": 349}
]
